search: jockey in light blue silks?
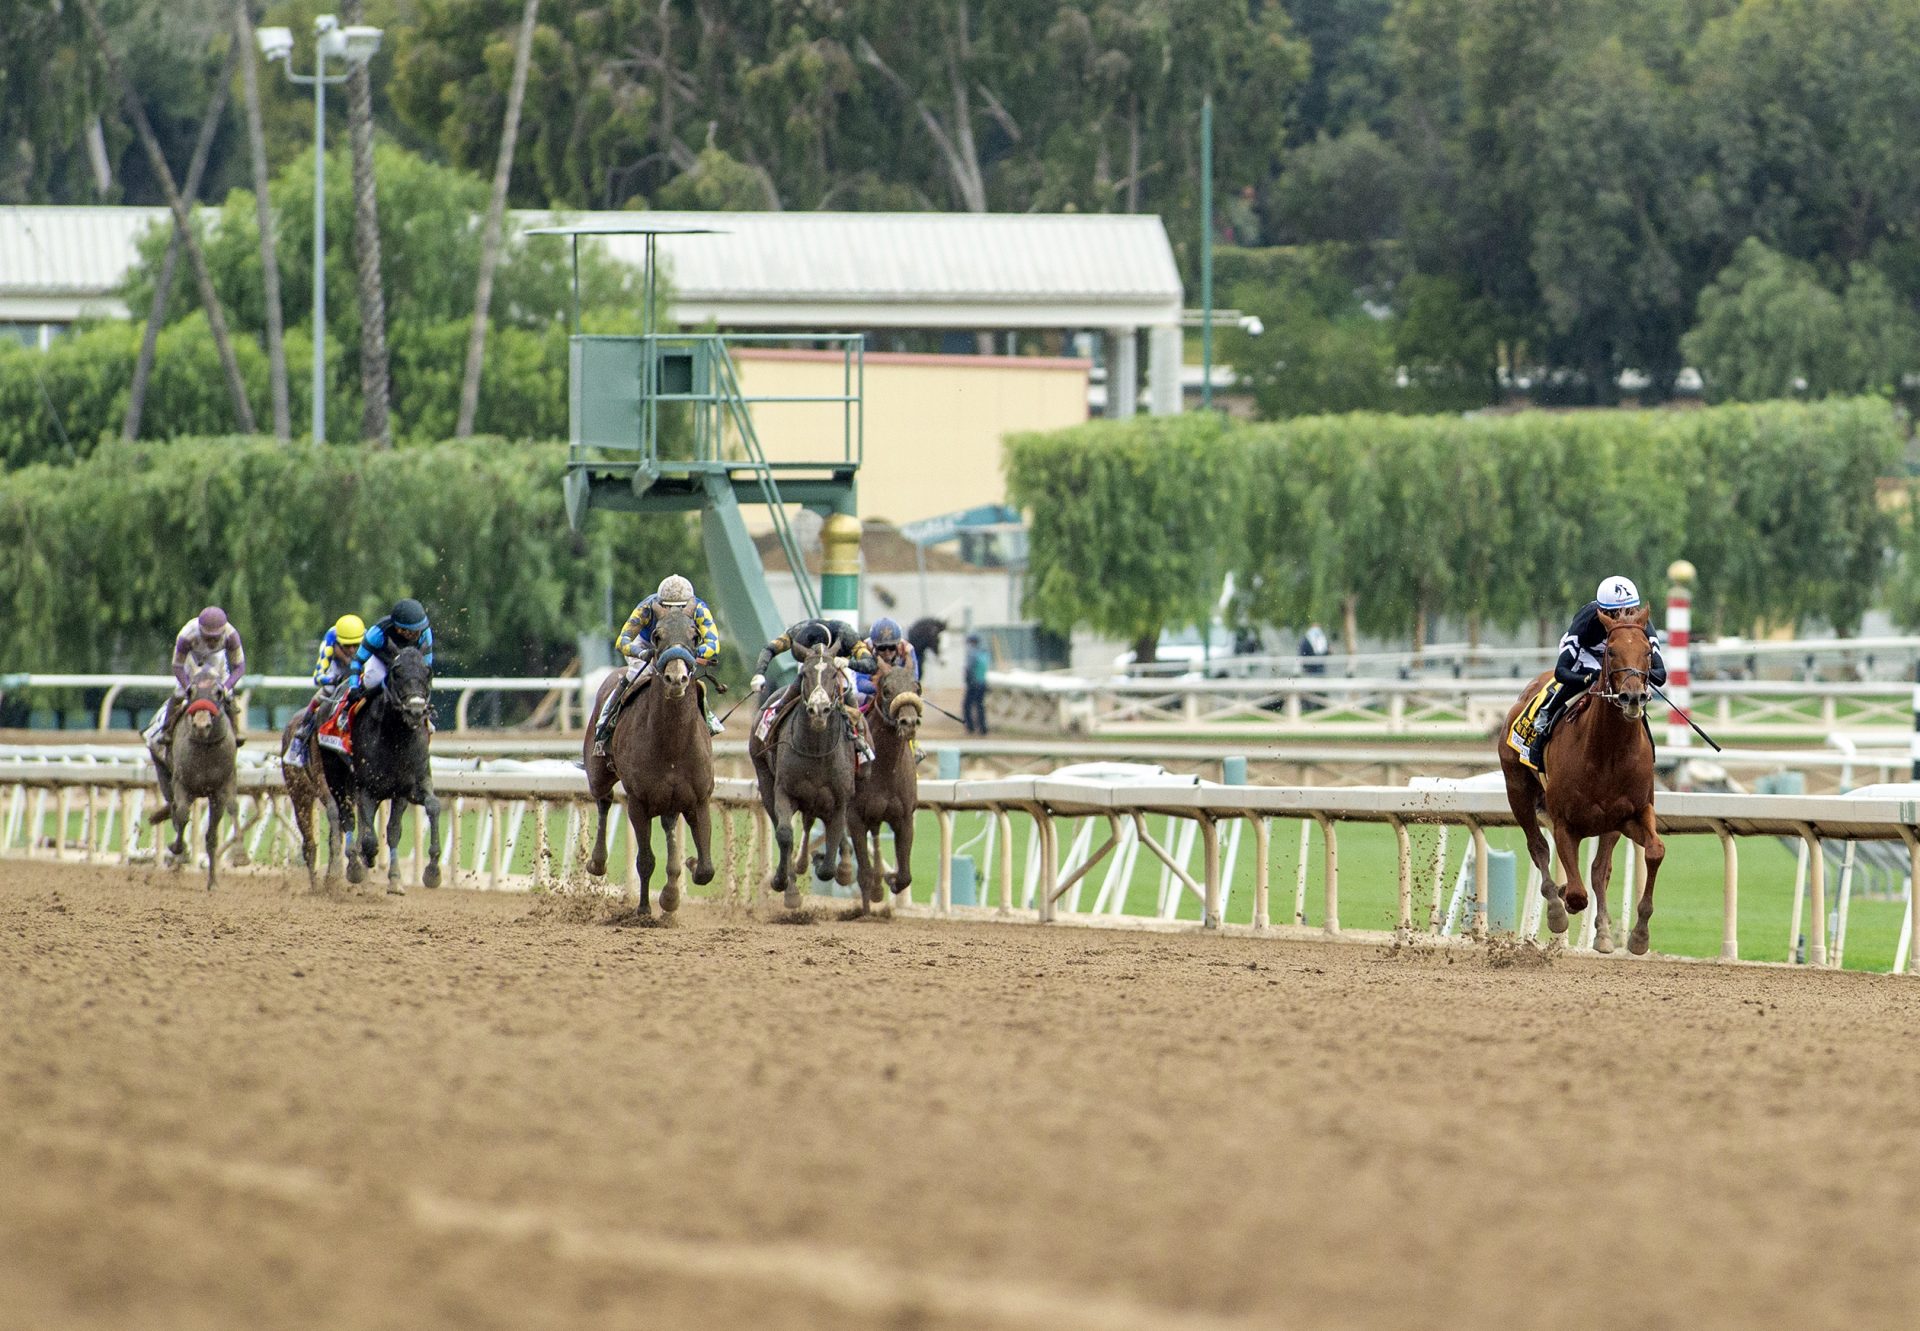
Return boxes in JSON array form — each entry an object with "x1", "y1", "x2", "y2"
[
  {"x1": 348, "y1": 598, "x2": 434, "y2": 700},
  {"x1": 592, "y1": 574, "x2": 723, "y2": 755}
]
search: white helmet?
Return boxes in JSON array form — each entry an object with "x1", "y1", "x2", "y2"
[
  {"x1": 1596, "y1": 576, "x2": 1640, "y2": 610},
  {"x1": 656, "y1": 574, "x2": 694, "y2": 606}
]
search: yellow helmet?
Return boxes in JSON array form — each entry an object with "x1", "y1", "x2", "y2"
[{"x1": 333, "y1": 613, "x2": 366, "y2": 647}]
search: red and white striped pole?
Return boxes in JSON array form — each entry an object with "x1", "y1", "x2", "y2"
[{"x1": 1665, "y1": 560, "x2": 1695, "y2": 749}]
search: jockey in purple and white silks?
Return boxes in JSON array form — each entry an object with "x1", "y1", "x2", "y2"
[{"x1": 145, "y1": 606, "x2": 247, "y2": 750}]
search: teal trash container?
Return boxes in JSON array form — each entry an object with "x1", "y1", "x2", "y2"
[
  {"x1": 1485, "y1": 848, "x2": 1518, "y2": 933},
  {"x1": 937, "y1": 748, "x2": 962, "y2": 780},
  {"x1": 950, "y1": 854, "x2": 979, "y2": 907}
]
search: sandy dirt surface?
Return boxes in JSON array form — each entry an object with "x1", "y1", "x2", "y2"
[{"x1": 2, "y1": 859, "x2": 1916, "y2": 1331}]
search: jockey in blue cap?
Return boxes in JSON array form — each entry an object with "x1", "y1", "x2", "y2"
[{"x1": 348, "y1": 598, "x2": 434, "y2": 701}]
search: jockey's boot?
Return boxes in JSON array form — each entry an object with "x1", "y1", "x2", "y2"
[
  {"x1": 286, "y1": 735, "x2": 309, "y2": 766},
  {"x1": 696, "y1": 681, "x2": 723, "y2": 734},
  {"x1": 846, "y1": 705, "x2": 875, "y2": 763},
  {"x1": 225, "y1": 696, "x2": 246, "y2": 746},
  {"x1": 591, "y1": 710, "x2": 617, "y2": 758}
]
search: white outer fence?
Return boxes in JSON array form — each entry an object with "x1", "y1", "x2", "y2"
[
  {"x1": 989, "y1": 671, "x2": 1920, "y2": 740},
  {"x1": 0, "y1": 672, "x2": 586, "y2": 732},
  {"x1": 0, "y1": 757, "x2": 1913, "y2": 977}
]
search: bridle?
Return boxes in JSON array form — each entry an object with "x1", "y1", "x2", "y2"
[
  {"x1": 785, "y1": 649, "x2": 840, "y2": 759},
  {"x1": 1593, "y1": 622, "x2": 1653, "y2": 720}
]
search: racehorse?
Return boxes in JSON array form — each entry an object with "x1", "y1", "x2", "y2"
[
  {"x1": 748, "y1": 639, "x2": 856, "y2": 910},
  {"x1": 846, "y1": 655, "x2": 923, "y2": 916},
  {"x1": 322, "y1": 645, "x2": 442, "y2": 893},
  {"x1": 906, "y1": 617, "x2": 944, "y2": 678},
  {"x1": 279, "y1": 714, "x2": 343, "y2": 890},
  {"x1": 1498, "y1": 604, "x2": 1666, "y2": 954},
  {"x1": 582, "y1": 603, "x2": 716, "y2": 918},
  {"x1": 150, "y1": 663, "x2": 237, "y2": 891}
]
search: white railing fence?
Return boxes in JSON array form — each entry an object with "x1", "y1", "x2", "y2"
[
  {"x1": 0, "y1": 758, "x2": 1913, "y2": 978},
  {"x1": 0, "y1": 672, "x2": 589, "y2": 733}
]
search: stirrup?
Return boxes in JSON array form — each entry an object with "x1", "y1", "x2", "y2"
[{"x1": 706, "y1": 712, "x2": 724, "y2": 735}]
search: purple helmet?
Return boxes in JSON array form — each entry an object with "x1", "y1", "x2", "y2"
[{"x1": 197, "y1": 606, "x2": 229, "y2": 636}]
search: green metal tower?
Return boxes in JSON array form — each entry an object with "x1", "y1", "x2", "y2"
[{"x1": 530, "y1": 222, "x2": 863, "y2": 678}]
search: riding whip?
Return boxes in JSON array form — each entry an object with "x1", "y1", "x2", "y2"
[{"x1": 1648, "y1": 683, "x2": 1723, "y2": 752}]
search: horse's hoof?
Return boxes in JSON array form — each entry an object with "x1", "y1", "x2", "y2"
[
  {"x1": 691, "y1": 859, "x2": 714, "y2": 886},
  {"x1": 1546, "y1": 902, "x2": 1569, "y2": 936},
  {"x1": 1564, "y1": 886, "x2": 1589, "y2": 914},
  {"x1": 834, "y1": 860, "x2": 856, "y2": 888},
  {"x1": 230, "y1": 850, "x2": 251, "y2": 868},
  {"x1": 422, "y1": 864, "x2": 441, "y2": 890},
  {"x1": 387, "y1": 883, "x2": 406, "y2": 896},
  {"x1": 345, "y1": 860, "x2": 365, "y2": 885},
  {"x1": 1628, "y1": 931, "x2": 1650, "y2": 956},
  {"x1": 1594, "y1": 930, "x2": 1616, "y2": 955},
  {"x1": 783, "y1": 887, "x2": 802, "y2": 911},
  {"x1": 586, "y1": 856, "x2": 607, "y2": 879}
]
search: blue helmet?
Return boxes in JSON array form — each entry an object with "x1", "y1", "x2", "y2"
[
  {"x1": 870, "y1": 617, "x2": 904, "y2": 647},
  {"x1": 391, "y1": 598, "x2": 429, "y2": 631}
]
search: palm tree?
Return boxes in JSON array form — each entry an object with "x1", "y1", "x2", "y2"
[
  {"x1": 124, "y1": 38, "x2": 236, "y2": 440},
  {"x1": 236, "y1": 0, "x2": 291, "y2": 440},
  {"x1": 77, "y1": 0, "x2": 256, "y2": 435},
  {"x1": 342, "y1": 0, "x2": 391, "y2": 447},
  {"x1": 456, "y1": 0, "x2": 542, "y2": 439}
]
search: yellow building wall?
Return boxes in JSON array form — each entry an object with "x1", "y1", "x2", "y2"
[{"x1": 731, "y1": 349, "x2": 1089, "y2": 526}]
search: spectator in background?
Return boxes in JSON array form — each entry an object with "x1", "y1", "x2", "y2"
[
  {"x1": 1222, "y1": 185, "x2": 1261, "y2": 246},
  {"x1": 963, "y1": 634, "x2": 991, "y2": 735},
  {"x1": 1299, "y1": 622, "x2": 1330, "y2": 676}
]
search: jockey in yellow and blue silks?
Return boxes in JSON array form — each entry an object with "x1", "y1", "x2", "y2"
[
  {"x1": 348, "y1": 599, "x2": 434, "y2": 700},
  {"x1": 593, "y1": 574, "x2": 723, "y2": 755},
  {"x1": 285, "y1": 613, "x2": 365, "y2": 766}
]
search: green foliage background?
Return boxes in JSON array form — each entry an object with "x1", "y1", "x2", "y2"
[
  {"x1": 0, "y1": 436, "x2": 696, "y2": 678},
  {"x1": 1009, "y1": 400, "x2": 1905, "y2": 646}
]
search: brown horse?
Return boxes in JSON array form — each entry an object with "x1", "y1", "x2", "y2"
[
  {"x1": 279, "y1": 714, "x2": 344, "y2": 889},
  {"x1": 748, "y1": 640, "x2": 856, "y2": 910},
  {"x1": 1498, "y1": 605, "x2": 1666, "y2": 954},
  {"x1": 846, "y1": 655, "x2": 924, "y2": 916},
  {"x1": 150, "y1": 664, "x2": 238, "y2": 891},
  {"x1": 583, "y1": 604, "x2": 715, "y2": 918}
]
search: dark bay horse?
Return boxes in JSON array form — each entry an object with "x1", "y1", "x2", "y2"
[
  {"x1": 748, "y1": 640, "x2": 855, "y2": 910},
  {"x1": 1498, "y1": 604, "x2": 1666, "y2": 954},
  {"x1": 151, "y1": 663, "x2": 237, "y2": 891},
  {"x1": 847, "y1": 656, "x2": 923, "y2": 916},
  {"x1": 279, "y1": 716, "x2": 342, "y2": 890},
  {"x1": 582, "y1": 604, "x2": 716, "y2": 918},
  {"x1": 322, "y1": 646, "x2": 441, "y2": 893}
]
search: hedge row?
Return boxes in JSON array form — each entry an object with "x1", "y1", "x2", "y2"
[
  {"x1": 0, "y1": 316, "x2": 577, "y2": 470},
  {"x1": 0, "y1": 437, "x2": 695, "y2": 678},
  {"x1": 1005, "y1": 399, "x2": 1906, "y2": 648}
]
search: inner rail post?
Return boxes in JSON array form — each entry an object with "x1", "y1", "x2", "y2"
[
  {"x1": 1467, "y1": 819, "x2": 1490, "y2": 941},
  {"x1": 1251, "y1": 816, "x2": 1270, "y2": 931},
  {"x1": 935, "y1": 809, "x2": 953, "y2": 916},
  {"x1": 1899, "y1": 825, "x2": 1920, "y2": 976},
  {"x1": 1310, "y1": 812, "x2": 1338, "y2": 936},
  {"x1": 1711, "y1": 819, "x2": 1738, "y2": 961},
  {"x1": 1797, "y1": 823, "x2": 1827, "y2": 967},
  {"x1": 1388, "y1": 815, "x2": 1412, "y2": 938}
]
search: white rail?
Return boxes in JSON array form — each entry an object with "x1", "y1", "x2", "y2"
[
  {"x1": 1116, "y1": 634, "x2": 1920, "y2": 681},
  {"x1": 989, "y1": 670, "x2": 1920, "y2": 739},
  {"x1": 0, "y1": 758, "x2": 1912, "y2": 977},
  {"x1": 0, "y1": 671, "x2": 587, "y2": 733}
]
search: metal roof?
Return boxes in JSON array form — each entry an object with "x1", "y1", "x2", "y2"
[
  {"x1": 0, "y1": 205, "x2": 166, "y2": 296},
  {"x1": 1, "y1": 205, "x2": 1183, "y2": 330}
]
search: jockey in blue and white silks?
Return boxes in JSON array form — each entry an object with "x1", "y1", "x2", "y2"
[
  {"x1": 348, "y1": 599, "x2": 433, "y2": 699},
  {"x1": 1524, "y1": 576, "x2": 1668, "y2": 770}
]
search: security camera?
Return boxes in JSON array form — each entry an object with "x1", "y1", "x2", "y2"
[
  {"x1": 255, "y1": 25, "x2": 294, "y2": 62},
  {"x1": 1238, "y1": 314, "x2": 1265, "y2": 337}
]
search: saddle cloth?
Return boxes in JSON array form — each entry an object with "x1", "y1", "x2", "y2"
[
  {"x1": 1506, "y1": 680, "x2": 1555, "y2": 764},
  {"x1": 316, "y1": 698, "x2": 362, "y2": 756}
]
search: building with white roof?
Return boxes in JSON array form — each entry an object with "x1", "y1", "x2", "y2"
[{"x1": 0, "y1": 205, "x2": 1184, "y2": 415}]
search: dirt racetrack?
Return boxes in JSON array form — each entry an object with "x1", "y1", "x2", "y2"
[{"x1": 2, "y1": 859, "x2": 1916, "y2": 1331}]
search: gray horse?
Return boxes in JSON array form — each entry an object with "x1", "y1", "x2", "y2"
[
  {"x1": 149, "y1": 663, "x2": 238, "y2": 891},
  {"x1": 748, "y1": 640, "x2": 856, "y2": 910}
]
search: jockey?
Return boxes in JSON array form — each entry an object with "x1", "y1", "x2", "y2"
[
  {"x1": 851, "y1": 617, "x2": 924, "y2": 761},
  {"x1": 1523, "y1": 575, "x2": 1667, "y2": 771},
  {"x1": 849, "y1": 618, "x2": 918, "y2": 698},
  {"x1": 145, "y1": 606, "x2": 246, "y2": 756},
  {"x1": 750, "y1": 617, "x2": 870, "y2": 760},
  {"x1": 348, "y1": 599, "x2": 434, "y2": 701},
  {"x1": 285, "y1": 613, "x2": 365, "y2": 766},
  {"x1": 593, "y1": 574, "x2": 723, "y2": 754}
]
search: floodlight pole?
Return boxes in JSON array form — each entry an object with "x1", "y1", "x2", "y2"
[{"x1": 1200, "y1": 91, "x2": 1215, "y2": 413}]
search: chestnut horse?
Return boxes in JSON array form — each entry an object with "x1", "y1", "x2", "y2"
[{"x1": 1497, "y1": 604, "x2": 1666, "y2": 955}]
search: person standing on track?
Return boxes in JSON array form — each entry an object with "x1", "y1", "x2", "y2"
[{"x1": 963, "y1": 633, "x2": 990, "y2": 735}]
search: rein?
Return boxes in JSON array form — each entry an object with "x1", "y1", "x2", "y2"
[{"x1": 1590, "y1": 626, "x2": 1652, "y2": 717}]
